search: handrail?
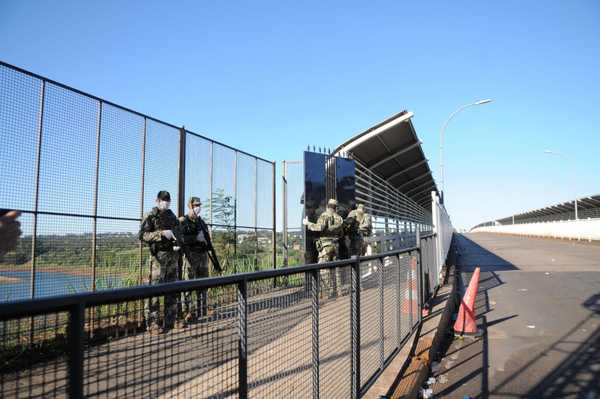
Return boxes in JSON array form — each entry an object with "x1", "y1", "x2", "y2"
[{"x1": 0, "y1": 245, "x2": 422, "y2": 320}]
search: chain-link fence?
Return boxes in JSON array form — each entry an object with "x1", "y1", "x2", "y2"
[
  {"x1": 0, "y1": 61, "x2": 276, "y2": 303},
  {"x1": 0, "y1": 237, "x2": 439, "y2": 399}
]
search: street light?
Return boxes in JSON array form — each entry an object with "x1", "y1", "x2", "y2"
[
  {"x1": 543, "y1": 150, "x2": 578, "y2": 220},
  {"x1": 439, "y1": 99, "x2": 493, "y2": 198}
]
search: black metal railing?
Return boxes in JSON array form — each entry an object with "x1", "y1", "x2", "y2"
[{"x1": 0, "y1": 233, "x2": 439, "y2": 399}]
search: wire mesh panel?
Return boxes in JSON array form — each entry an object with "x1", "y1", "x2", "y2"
[
  {"x1": 382, "y1": 255, "x2": 399, "y2": 360},
  {"x1": 143, "y1": 120, "x2": 179, "y2": 215},
  {"x1": 359, "y1": 258, "x2": 382, "y2": 387},
  {"x1": 84, "y1": 287, "x2": 239, "y2": 398},
  {"x1": 97, "y1": 103, "x2": 143, "y2": 219},
  {"x1": 398, "y1": 253, "x2": 413, "y2": 340},
  {"x1": 0, "y1": 213, "x2": 33, "y2": 301},
  {"x1": 236, "y1": 153, "x2": 256, "y2": 230},
  {"x1": 319, "y1": 265, "x2": 352, "y2": 398},
  {"x1": 0, "y1": 312, "x2": 69, "y2": 398},
  {"x1": 257, "y1": 161, "x2": 273, "y2": 230},
  {"x1": 184, "y1": 134, "x2": 211, "y2": 220},
  {"x1": 212, "y1": 144, "x2": 236, "y2": 227},
  {"x1": 247, "y1": 275, "x2": 312, "y2": 398},
  {"x1": 236, "y1": 228, "x2": 257, "y2": 273},
  {"x1": 95, "y1": 220, "x2": 140, "y2": 290},
  {"x1": 39, "y1": 83, "x2": 98, "y2": 216},
  {"x1": 35, "y1": 215, "x2": 93, "y2": 298},
  {"x1": 0, "y1": 64, "x2": 41, "y2": 212},
  {"x1": 257, "y1": 228, "x2": 274, "y2": 270}
]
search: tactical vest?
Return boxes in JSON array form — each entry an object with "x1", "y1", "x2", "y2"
[{"x1": 142, "y1": 207, "x2": 178, "y2": 252}]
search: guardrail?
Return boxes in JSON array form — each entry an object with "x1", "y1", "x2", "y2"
[
  {"x1": 471, "y1": 218, "x2": 600, "y2": 242},
  {"x1": 0, "y1": 233, "x2": 439, "y2": 399}
]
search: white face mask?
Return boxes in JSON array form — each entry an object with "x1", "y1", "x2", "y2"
[
  {"x1": 193, "y1": 206, "x2": 201, "y2": 217},
  {"x1": 157, "y1": 200, "x2": 170, "y2": 210}
]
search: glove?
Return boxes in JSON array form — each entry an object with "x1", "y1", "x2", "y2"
[
  {"x1": 302, "y1": 216, "x2": 310, "y2": 226},
  {"x1": 161, "y1": 230, "x2": 174, "y2": 240},
  {"x1": 196, "y1": 230, "x2": 206, "y2": 243}
]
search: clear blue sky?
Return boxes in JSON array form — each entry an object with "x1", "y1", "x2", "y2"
[{"x1": 1, "y1": 1, "x2": 599, "y2": 229}]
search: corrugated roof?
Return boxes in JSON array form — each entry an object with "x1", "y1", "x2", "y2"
[{"x1": 334, "y1": 111, "x2": 438, "y2": 209}]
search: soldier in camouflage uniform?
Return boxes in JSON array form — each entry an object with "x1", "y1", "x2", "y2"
[
  {"x1": 347, "y1": 203, "x2": 373, "y2": 255},
  {"x1": 179, "y1": 197, "x2": 211, "y2": 323},
  {"x1": 139, "y1": 191, "x2": 180, "y2": 334},
  {"x1": 303, "y1": 199, "x2": 344, "y2": 297}
]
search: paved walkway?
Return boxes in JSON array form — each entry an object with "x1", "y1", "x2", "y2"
[{"x1": 430, "y1": 233, "x2": 600, "y2": 398}]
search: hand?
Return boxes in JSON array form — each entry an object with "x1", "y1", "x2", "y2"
[
  {"x1": 0, "y1": 211, "x2": 22, "y2": 257},
  {"x1": 161, "y1": 230, "x2": 174, "y2": 240},
  {"x1": 196, "y1": 231, "x2": 206, "y2": 243},
  {"x1": 302, "y1": 216, "x2": 310, "y2": 226}
]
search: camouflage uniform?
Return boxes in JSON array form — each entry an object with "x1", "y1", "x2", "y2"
[
  {"x1": 306, "y1": 208, "x2": 343, "y2": 296},
  {"x1": 179, "y1": 214, "x2": 210, "y2": 319},
  {"x1": 139, "y1": 207, "x2": 180, "y2": 329},
  {"x1": 347, "y1": 206, "x2": 373, "y2": 255}
]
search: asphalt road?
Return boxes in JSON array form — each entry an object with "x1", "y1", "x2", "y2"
[{"x1": 431, "y1": 233, "x2": 600, "y2": 398}]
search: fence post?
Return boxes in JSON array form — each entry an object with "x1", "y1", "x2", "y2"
[
  {"x1": 238, "y1": 280, "x2": 248, "y2": 398},
  {"x1": 178, "y1": 126, "x2": 186, "y2": 218},
  {"x1": 310, "y1": 270, "x2": 320, "y2": 399},
  {"x1": 351, "y1": 258, "x2": 361, "y2": 399},
  {"x1": 68, "y1": 303, "x2": 85, "y2": 399},
  {"x1": 416, "y1": 231, "x2": 423, "y2": 324},
  {"x1": 379, "y1": 258, "x2": 384, "y2": 370},
  {"x1": 396, "y1": 255, "x2": 402, "y2": 349}
]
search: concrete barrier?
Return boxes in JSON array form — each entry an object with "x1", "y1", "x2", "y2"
[{"x1": 471, "y1": 218, "x2": 600, "y2": 242}]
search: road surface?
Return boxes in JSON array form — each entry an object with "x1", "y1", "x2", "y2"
[{"x1": 431, "y1": 233, "x2": 600, "y2": 398}]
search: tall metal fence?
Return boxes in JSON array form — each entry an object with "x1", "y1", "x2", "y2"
[
  {"x1": 0, "y1": 61, "x2": 276, "y2": 303},
  {"x1": 0, "y1": 233, "x2": 440, "y2": 399},
  {"x1": 354, "y1": 158, "x2": 432, "y2": 235}
]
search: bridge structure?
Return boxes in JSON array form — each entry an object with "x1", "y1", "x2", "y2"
[
  {"x1": 1, "y1": 61, "x2": 598, "y2": 399},
  {"x1": 0, "y1": 62, "x2": 453, "y2": 398}
]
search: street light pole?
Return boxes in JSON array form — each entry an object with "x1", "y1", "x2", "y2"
[
  {"x1": 439, "y1": 99, "x2": 492, "y2": 198},
  {"x1": 543, "y1": 150, "x2": 578, "y2": 220}
]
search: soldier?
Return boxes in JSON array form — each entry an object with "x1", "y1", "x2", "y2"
[
  {"x1": 179, "y1": 197, "x2": 211, "y2": 323},
  {"x1": 348, "y1": 203, "x2": 372, "y2": 255},
  {"x1": 303, "y1": 199, "x2": 343, "y2": 297},
  {"x1": 139, "y1": 190, "x2": 180, "y2": 334}
]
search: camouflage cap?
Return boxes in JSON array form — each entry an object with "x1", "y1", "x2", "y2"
[
  {"x1": 189, "y1": 196, "x2": 202, "y2": 206},
  {"x1": 157, "y1": 191, "x2": 171, "y2": 201},
  {"x1": 327, "y1": 199, "x2": 338, "y2": 207}
]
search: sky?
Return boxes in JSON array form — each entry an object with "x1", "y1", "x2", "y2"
[{"x1": 1, "y1": 1, "x2": 599, "y2": 229}]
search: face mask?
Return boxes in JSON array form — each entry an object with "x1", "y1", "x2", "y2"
[
  {"x1": 157, "y1": 200, "x2": 170, "y2": 210},
  {"x1": 326, "y1": 208, "x2": 334, "y2": 215},
  {"x1": 193, "y1": 206, "x2": 201, "y2": 217}
]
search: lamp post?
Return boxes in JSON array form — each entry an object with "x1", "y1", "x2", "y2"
[
  {"x1": 439, "y1": 99, "x2": 492, "y2": 199},
  {"x1": 543, "y1": 150, "x2": 578, "y2": 220}
]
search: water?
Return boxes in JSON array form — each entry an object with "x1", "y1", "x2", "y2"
[{"x1": 0, "y1": 270, "x2": 121, "y2": 302}]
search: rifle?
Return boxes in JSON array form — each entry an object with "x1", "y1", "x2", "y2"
[
  {"x1": 198, "y1": 221, "x2": 223, "y2": 274},
  {"x1": 173, "y1": 220, "x2": 223, "y2": 274}
]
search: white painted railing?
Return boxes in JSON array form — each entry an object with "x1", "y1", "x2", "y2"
[
  {"x1": 471, "y1": 218, "x2": 600, "y2": 242},
  {"x1": 432, "y1": 191, "x2": 453, "y2": 284}
]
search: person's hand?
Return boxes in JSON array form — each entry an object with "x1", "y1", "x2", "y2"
[
  {"x1": 196, "y1": 231, "x2": 206, "y2": 243},
  {"x1": 302, "y1": 216, "x2": 310, "y2": 226},
  {"x1": 0, "y1": 211, "x2": 22, "y2": 257},
  {"x1": 161, "y1": 230, "x2": 174, "y2": 240}
]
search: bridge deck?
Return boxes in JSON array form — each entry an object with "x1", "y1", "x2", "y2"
[{"x1": 431, "y1": 233, "x2": 600, "y2": 398}]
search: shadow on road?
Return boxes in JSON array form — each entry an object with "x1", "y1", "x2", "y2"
[
  {"x1": 491, "y1": 292, "x2": 600, "y2": 398},
  {"x1": 433, "y1": 235, "x2": 600, "y2": 398}
]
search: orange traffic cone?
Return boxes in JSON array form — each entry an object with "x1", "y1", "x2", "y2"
[{"x1": 453, "y1": 267, "x2": 481, "y2": 336}]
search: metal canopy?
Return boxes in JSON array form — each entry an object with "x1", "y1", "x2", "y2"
[{"x1": 334, "y1": 110, "x2": 438, "y2": 209}]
